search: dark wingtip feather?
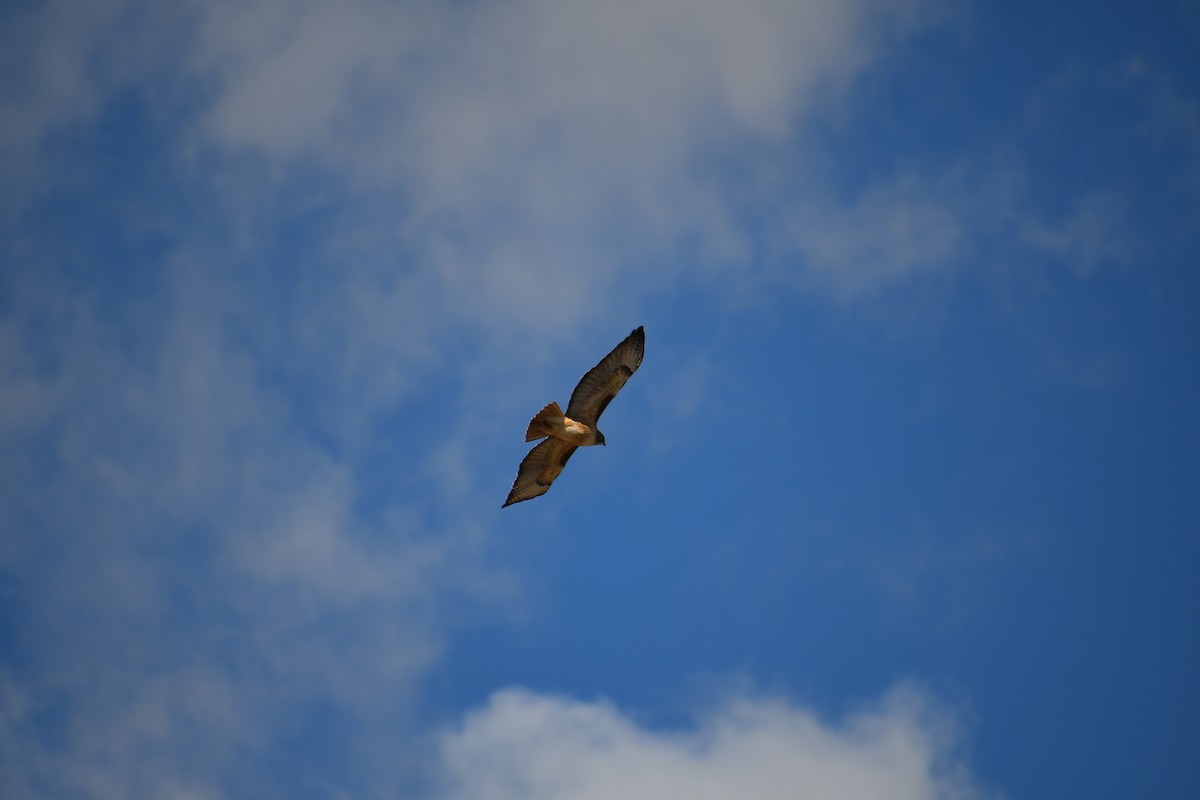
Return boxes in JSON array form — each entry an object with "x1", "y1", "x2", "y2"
[{"x1": 632, "y1": 326, "x2": 645, "y2": 352}]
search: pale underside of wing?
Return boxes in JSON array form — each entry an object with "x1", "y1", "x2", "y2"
[
  {"x1": 502, "y1": 437, "x2": 579, "y2": 507},
  {"x1": 566, "y1": 325, "x2": 645, "y2": 425}
]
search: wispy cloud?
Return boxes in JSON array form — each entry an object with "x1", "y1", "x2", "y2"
[
  {"x1": 0, "y1": 258, "x2": 492, "y2": 797},
  {"x1": 181, "y1": 0, "x2": 953, "y2": 333}
]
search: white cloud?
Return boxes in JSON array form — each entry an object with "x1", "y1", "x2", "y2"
[
  {"x1": 782, "y1": 171, "x2": 970, "y2": 298},
  {"x1": 3, "y1": 0, "x2": 1166, "y2": 324},
  {"x1": 1017, "y1": 191, "x2": 1132, "y2": 276},
  {"x1": 194, "y1": 0, "x2": 921, "y2": 171},
  {"x1": 0, "y1": 255, "x2": 501, "y2": 797},
  {"x1": 432, "y1": 686, "x2": 989, "y2": 800},
  {"x1": 180, "y1": 0, "x2": 946, "y2": 330},
  {"x1": 0, "y1": 2, "x2": 122, "y2": 164}
]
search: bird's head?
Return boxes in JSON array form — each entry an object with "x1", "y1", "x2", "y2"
[{"x1": 596, "y1": 430, "x2": 606, "y2": 446}]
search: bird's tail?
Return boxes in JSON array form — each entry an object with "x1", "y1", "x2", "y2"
[{"x1": 525, "y1": 402, "x2": 563, "y2": 442}]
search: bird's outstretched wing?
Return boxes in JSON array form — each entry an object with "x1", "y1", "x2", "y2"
[
  {"x1": 502, "y1": 437, "x2": 579, "y2": 507},
  {"x1": 565, "y1": 326, "x2": 645, "y2": 425}
]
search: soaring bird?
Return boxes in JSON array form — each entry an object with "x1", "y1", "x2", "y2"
[{"x1": 502, "y1": 326, "x2": 645, "y2": 507}]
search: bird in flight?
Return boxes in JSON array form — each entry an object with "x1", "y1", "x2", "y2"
[{"x1": 503, "y1": 326, "x2": 645, "y2": 507}]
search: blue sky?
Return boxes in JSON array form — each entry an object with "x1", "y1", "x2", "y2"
[{"x1": 2, "y1": 1, "x2": 1198, "y2": 798}]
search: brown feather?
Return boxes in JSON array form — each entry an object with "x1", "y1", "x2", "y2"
[
  {"x1": 502, "y1": 438, "x2": 579, "y2": 507},
  {"x1": 566, "y1": 326, "x2": 644, "y2": 424},
  {"x1": 525, "y1": 401, "x2": 563, "y2": 442}
]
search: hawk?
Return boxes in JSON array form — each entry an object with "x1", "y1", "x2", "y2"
[{"x1": 502, "y1": 326, "x2": 645, "y2": 507}]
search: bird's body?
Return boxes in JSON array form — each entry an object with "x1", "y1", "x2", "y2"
[
  {"x1": 525, "y1": 402, "x2": 600, "y2": 446},
  {"x1": 503, "y1": 326, "x2": 644, "y2": 507}
]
